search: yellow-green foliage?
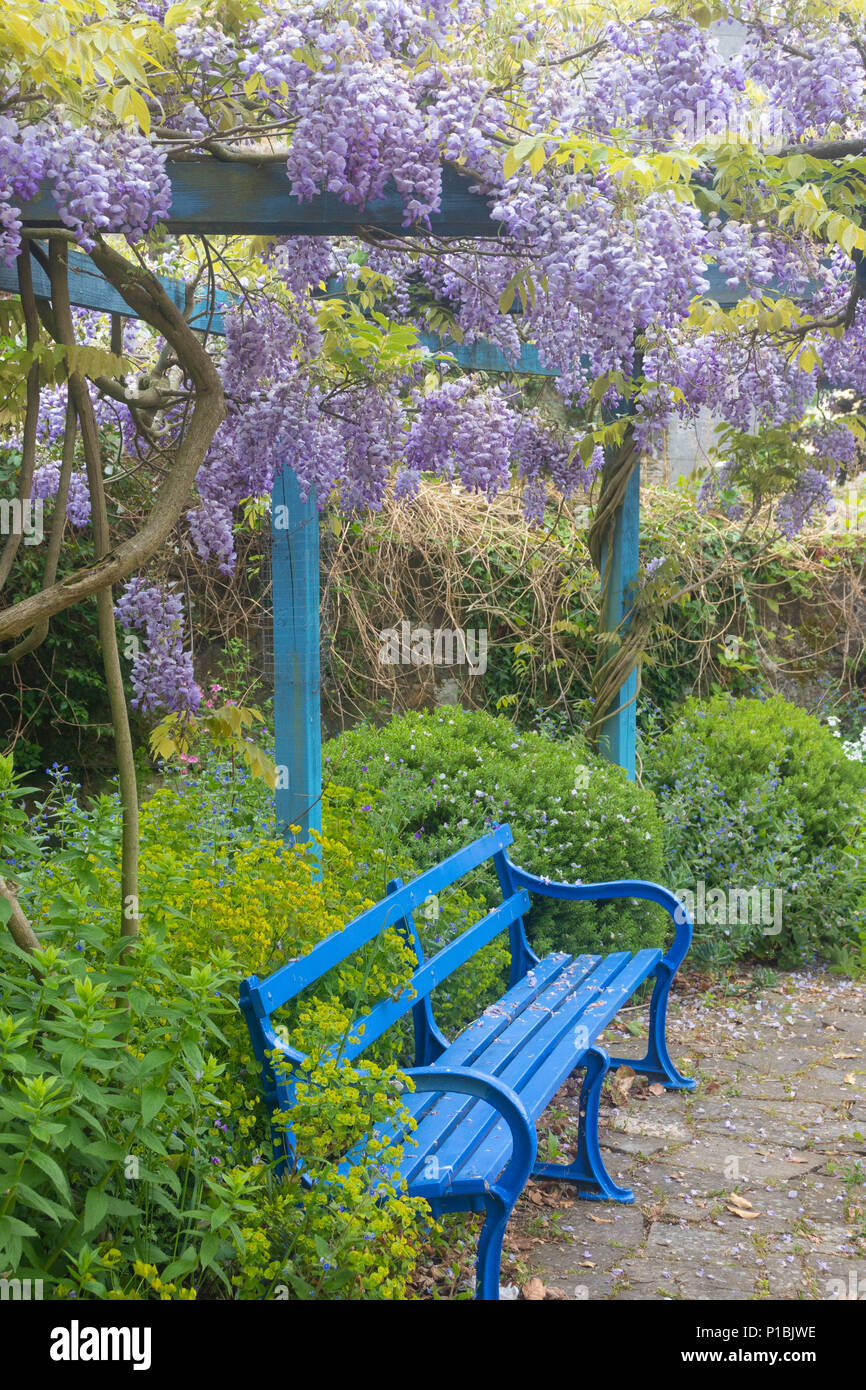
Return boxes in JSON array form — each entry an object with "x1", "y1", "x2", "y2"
[
  {"x1": 135, "y1": 782, "x2": 396, "y2": 974},
  {"x1": 133, "y1": 778, "x2": 503, "y2": 1048},
  {"x1": 150, "y1": 703, "x2": 277, "y2": 791},
  {"x1": 228, "y1": 1003, "x2": 431, "y2": 1301},
  {"x1": 6, "y1": 774, "x2": 455, "y2": 1300}
]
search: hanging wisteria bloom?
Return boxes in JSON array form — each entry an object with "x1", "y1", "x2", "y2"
[
  {"x1": 697, "y1": 460, "x2": 745, "y2": 521},
  {"x1": 31, "y1": 463, "x2": 91, "y2": 528},
  {"x1": 114, "y1": 579, "x2": 201, "y2": 714},
  {"x1": 775, "y1": 469, "x2": 836, "y2": 540},
  {"x1": 0, "y1": 116, "x2": 171, "y2": 263}
]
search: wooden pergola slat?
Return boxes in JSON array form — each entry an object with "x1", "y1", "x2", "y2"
[{"x1": 21, "y1": 163, "x2": 500, "y2": 238}]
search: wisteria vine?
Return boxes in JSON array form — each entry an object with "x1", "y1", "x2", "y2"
[{"x1": 4, "y1": 1, "x2": 866, "y2": 711}]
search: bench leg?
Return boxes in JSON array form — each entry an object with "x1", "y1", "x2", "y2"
[
  {"x1": 608, "y1": 963, "x2": 696, "y2": 1091},
  {"x1": 533, "y1": 1045, "x2": 633, "y2": 1203},
  {"x1": 475, "y1": 1193, "x2": 511, "y2": 1300}
]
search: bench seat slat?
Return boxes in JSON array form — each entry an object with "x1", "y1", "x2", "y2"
[
  {"x1": 404, "y1": 952, "x2": 633, "y2": 1191},
  {"x1": 400, "y1": 952, "x2": 610, "y2": 1184},
  {"x1": 407, "y1": 949, "x2": 577, "y2": 1102},
  {"x1": 400, "y1": 948, "x2": 662, "y2": 1196},
  {"x1": 448, "y1": 947, "x2": 662, "y2": 1194},
  {"x1": 364, "y1": 950, "x2": 573, "y2": 1153}
]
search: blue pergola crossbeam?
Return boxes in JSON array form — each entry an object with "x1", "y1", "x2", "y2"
[
  {"x1": 0, "y1": 249, "x2": 553, "y2": 369},
  {"x1": 21, "y1": 163, "x2": 500, "y2": 239},
  {"x1": 0, "y1": 240, "x2": 789, "y2": 321},
  {"x1": 0, "y1": 246, "x2": 234, "y2": 334},
  {"x1": 0, "y1": 245, "x2": 796, "y2": 358}
]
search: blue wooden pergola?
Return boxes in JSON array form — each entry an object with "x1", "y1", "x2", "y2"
[{"x1": 11, "y1": 161, "x2": 762, "y2": 843}]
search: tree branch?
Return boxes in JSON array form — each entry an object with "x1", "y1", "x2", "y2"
[
  {"x1": 776, "y1": 138, "x2": 866, "y2": 160},
  {"x1": 0, "y1": 394, "x2": 77, "y2": 665},
  {"x1": 0, "y1": 251, "x2": 41, "y2": 592},
  {"x1": 0, "y1": 875, "x2": 42, "y2": 954},
  {"x1": 0, "y1": 240, "x2": 226, "y2": 644}
]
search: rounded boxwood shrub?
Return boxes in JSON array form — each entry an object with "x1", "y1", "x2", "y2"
[
  {"x1": 643, "y1": 693, "x2": 866, "y2": 969},
  {"x1": 325, "y1": 708, "x2": 667, "y2": 960}
]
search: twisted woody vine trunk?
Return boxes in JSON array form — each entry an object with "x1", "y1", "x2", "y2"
[
  {"x1": 47, "y1": 242, "x2": 140, "y2": 941},
  {"x1": 0, "y1": 250, "x2": 41, "y2": 593},
  {"x1": 0, "y1": 394, "x2": 77, "y2": 666},
  {"x1": 587, "y1": 424, "x2": 648, "y2": 750},
  {"x1": 0, "y1": 231, "x2": 226, "y2": 948},
  {"x1": 0, "y1": 874, "x2": 41, "y2": 956},
  {"x1": 0, "y1": 233, "x2": 226, "y2": 645}
]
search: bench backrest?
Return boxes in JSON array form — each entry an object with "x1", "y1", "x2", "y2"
[{"x1": 240, "y1": 823, "x2": 532, "y2": 1068}]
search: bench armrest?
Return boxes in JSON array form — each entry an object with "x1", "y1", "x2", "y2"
[
  {"x1": 405, "y1": 1065, "x2": 537, "y2": 1203},
  {"x1": 503, "y1": 854, "x2": 693, "y2": 972}
]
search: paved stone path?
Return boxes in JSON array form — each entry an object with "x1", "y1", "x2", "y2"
[{"x1": 503, "y1": 970, "x2": 866, "y2": 1301}]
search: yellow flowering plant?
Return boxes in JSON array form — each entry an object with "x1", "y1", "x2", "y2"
[
  {"x1": 2, "y1": 764, "x2": 468, "y2": 1299},
  {"x1": 230, "y1": 998, "x2": 431, "y2": 1301}
]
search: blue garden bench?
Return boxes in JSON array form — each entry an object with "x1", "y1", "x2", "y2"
[{"x1": 239, "y1": 824, "x2": 694, "y2": 1300}]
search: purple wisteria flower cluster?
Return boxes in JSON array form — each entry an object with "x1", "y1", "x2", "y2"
[
  {"x1": 697, "y1": 459, "x2": 745, "y2": 522},
  {"x1": 114, "y1": 579, "x2": 202, "y2": 714},
  {"x1": 775, "y1": 468, "x2": 836, "y2": 540},
  {"x1": 0, "y1": 117, "x2": 170, "y2": 264},
  {"x1": 7, "y1": 0, "x2": 866, "y2": 719},
  {"x1": 31, "y1": 462, "x2": 92, "y2": 529},
  {"x1": 741, "y1": 13, "x2": 866, "y2": 139}
]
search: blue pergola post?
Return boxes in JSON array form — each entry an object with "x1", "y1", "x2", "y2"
[
  {"x1": 271, "y1": 466, "x2": 322, "y2": 849},
  {"x1": 597, "y1": 458, "x2": 640, "y2": 781}
]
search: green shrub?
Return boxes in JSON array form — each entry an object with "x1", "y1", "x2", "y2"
[
  {"x1": 0, "y1": 764, "x2": 428, "y2": 1300},
  {"x1": 324, "y1": 708, "x2": 667, "y2": 960},
  {"x1": 0, "y1": 922, "x2": 263, "y2": 1299},
  {"x1": 644, "y1": 694, "x2": 866, "y2": 969},
  {"x1": 0, "y1": 924, "x2": 426, "y2": 1301}
]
